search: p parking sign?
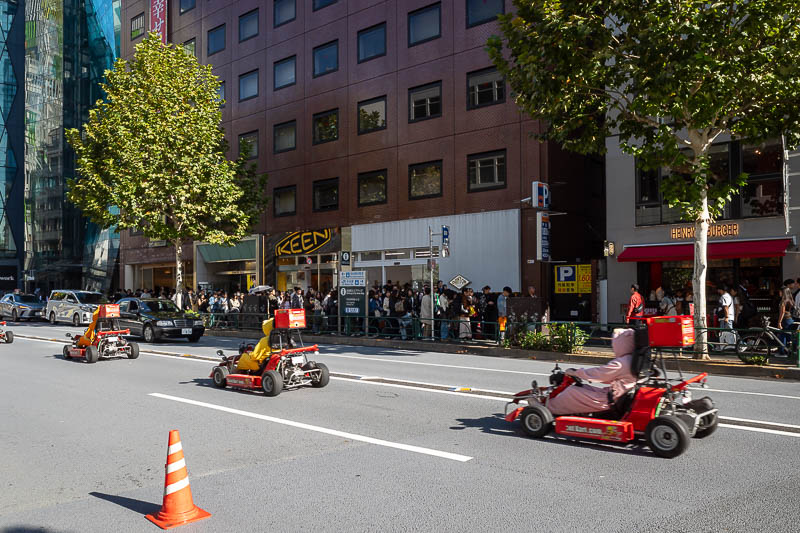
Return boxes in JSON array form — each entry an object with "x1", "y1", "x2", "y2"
[{"x1": 554, "y1": 265, "x2": 577, "y2": 294}]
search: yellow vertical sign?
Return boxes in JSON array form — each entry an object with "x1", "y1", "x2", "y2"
[{"x1": 577, "y1": 264, "x2": 592, "y2": 294}]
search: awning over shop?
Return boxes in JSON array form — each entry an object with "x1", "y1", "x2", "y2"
[
  {"x1": 617, "y1": 238, "x2": 792, "y2": 262},
  {"x1": 197, "y1": 240, "x2": 256, "y2": 263}
]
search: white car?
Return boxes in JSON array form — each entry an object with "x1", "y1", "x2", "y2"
[{"x1": 45, "y1": 290, "x2": 109, "y2": 327}]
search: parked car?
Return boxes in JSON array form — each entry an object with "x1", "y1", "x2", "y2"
[
  {"x1": 46, "y1": 290, "x2": 109, "y2": 326},
  {"x1": 116, "y1": 297, "x2": 205, "y2": 342},
  {"x1": 0, "y1": 293, "x2": 46, "y2": 321}
]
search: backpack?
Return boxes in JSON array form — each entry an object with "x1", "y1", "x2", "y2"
[{"x1": 394, "y1": 299, "x2": 405, "y2": 313}]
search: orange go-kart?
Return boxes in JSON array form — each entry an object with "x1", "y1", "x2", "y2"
[
  {"x1": 63, "y1": 304, "x2": 139, "y2": 363},
  {"x1": 0, "y1": 321, "x2": 13, "y2": 344},
  {"x1": 505, "y1": 317, "x2": 718, "y2": 458}
]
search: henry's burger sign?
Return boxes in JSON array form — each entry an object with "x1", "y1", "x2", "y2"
[{"x1": 670, "y1": 223, "x2": 739, "y2": 240}]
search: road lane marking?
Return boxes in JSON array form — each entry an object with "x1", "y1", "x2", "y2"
[
  {"x1": 718, "y1": 424, "x2": 800, "y2": 438},
  {"x1": 149, "y1": 393, "x2": 473, "y2": 462},
  {"x1": 317, "y1": 352, "x2": 551, "y2": 376},
  {"x1": 718, "y1": 416, "x2": 800, "y2": 430},
  {"x1": 330, "y1": 376, "x2": 509, "y2": 402},
  {"x1": 690, "y1": 386, "x2": 800, "y2": 401}
]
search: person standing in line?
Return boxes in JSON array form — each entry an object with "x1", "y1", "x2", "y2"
[
  {"x1": 626, "y1": 283, "x2": 644, "y2": 323},
  {"x1": 527, "y1": 286, "x2": 537, "y2": 298},
  {"x1": 420, "y1": 287, "x2": 433, "y2": 339},
  {"x1": 716, "y1": 284, "x2": 736, "y2": 348},
  {"x1": 439, "y1": 290, "x2": 450, "y2": 340},
  {"x1": 777, "y1": 281, "x2": 796, "y2": 357},
  {"x1": 497, "y1": 286, "x2": 511, "y2": 341}
]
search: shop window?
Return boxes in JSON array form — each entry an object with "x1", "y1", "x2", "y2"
[
  {"x1": 409, "y1": 3, "x2": 441, "y2": 46},
  {"x1": 312, "y1": 109, "x2": 339, "y2": 144},
  {"x1": 743, "y1": 140, "x2": 782, "y2": 176},
  {"x1": 313, "y1": 0, "x2": 337, "y2": 11},
  {"x1": 358, "y1": 170, "x2": 388, "y2": 206},
  {"x1": 385, "y1": 250, "x2": 411, "y2": 259},
  {"x1": 360, "y1": 251, "x2": 382, "y2": 261},
  {"x1": 409, "y1": 82, "x2": 441, "y2": 122},
  {"x1": 274, "y1": 55, "x2": 296, "y2": 90},
  {"x1": 466, "y1": 0, "x2": 504, "y2": 27},
  {"x1": 239, "y1": 69, "x2": 258, "y2": 101},
  {"x1": 180, "y1": 0, "x2": 195, "y2": 15},
  {"x1": 409, "y1": 160, "x2": 442, "y2": 200},
  {"x1": 467, "y1": 150, "x2": 506, "y2": 192},
  {"x1": 274, "y1": 186, "x2": 296, "y2": 217},
  {"x1": 313, "y1": 40, "x2": 338, "y2": 77},
  {"x1": 634, "y1": 167, "x2": 661, "y2": 226},
  {"x1": 313, "y1": 178, "x2": 339, "y2": 212},
  {"x1": 273, "y1": 120, "x2": 296, "y2": 153},
  {"x1": 238, "y1": 131, "x2": 258, "y2": 160},
  {"x1": 274, "y1": 0, "x2": 296, "y2": 27},
  {"x1": 357, "y1": 96, "x2": 387, "y2": 134},
  {"x1": 467, "y1": 67, "x2": 505, "y2": 109},
  {"x1": 131, "y1": 13, "x2": 145, "y2": 41},
  {"x1": 239, "y1": 9, "x2": 259, "y2": 42},
  {"x1": 207, "y1": 24, "x2": 225, "y2": 56},
  {"x1": 215, "y1": 82, "x2": 225, "y2": 107},
  {"x1": 182, "y1": 38, "x2": 196, "y2": 57},
  {"x1": 358, "y1": 23, "x2": 386, "y2": 63}
]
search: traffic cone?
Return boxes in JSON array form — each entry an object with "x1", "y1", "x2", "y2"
[{"x1": 146, "y1": 430, "x2": 211, "y2": 529}]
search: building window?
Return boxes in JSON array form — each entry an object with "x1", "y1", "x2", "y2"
[
  {"x1": 467, "y1": 150, "x2": 506, "y2": 191},
  {"x1": 274, "y1": 186, "x2": 296, "y2": 217},
  {"x1": 131, "y1": 13, "x2": 145, "y2": 41},
  {"x1": 274, "y1": 0, "x2": 295, "y2": 28},
  {"x1": 207, "y1": 24, "x2": 225, "y2": 56},
  {"x1": 313, "y1": 0, "x2": 337, "y2": 10},
  {"x1": 358, "y1": 23, "x2": 386, "y2": 63},
  {"x1": 180, "y1": 0, "x2": 196, "y2": 15},
  {"x1": 182, "y1": 38, "x2": 196, "y2": 57},
  {"x1": 313, "y1": 178, "x2": 339, "y2": 211},
  {"x1": 467, "y1": 67, "x2": 505, "y2": 109},
  {"x1": 409, "y1": 160, "x2": 443, "y2": 200},
  {"x1": 239, "y1": 70, "x2": 259, "y2": 101},
  {"x1": 466, "y1": 0, "x2": 504, "y2": 27},
  {"x1": 215, "y1": 82, "x2": 225, "y2": 107},
  {"x1": 273, "y1": 120, "x2": 296, "y2": 153},
  {"x1": 408, "y1": 3, "x2": 441, "y2": 46},
  {"x1": 273, "y1": 56, "x2": 296, "y2": 90},
  {"x1": 409, "y1": 82, "x2": 441, "y2": 122},
  {"x1": 313, "y1": 109, "x2": 339, "y2": 144},
  {"x1": 741, "y1": 140, "x2": 783, "y2": 218},
  {"x1": 358, "y1": 170, "x2": 388, "y2": 206},
  {"x1": 357, "y1": 96, "x2": 387, "y2": 135},
  {"x1": 239, "y1": 9, "x2": 259, "y2": 42},
  {"x1": 313, "y1": 40, "x2": 338, "y2": 77},
  {"x1": 238, "y1": 131, "x2": 258, "y2": 160}
]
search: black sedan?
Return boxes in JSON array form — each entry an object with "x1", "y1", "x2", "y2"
[
  {"x1": 0, "y1": 293, "x2": 46, "y2": 321},
  {"x1": 116, "y1": 297, "x2": 205, "y2": 343}
]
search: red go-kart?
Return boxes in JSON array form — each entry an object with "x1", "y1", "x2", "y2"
[
  {"x1": 63, "y1": 304, "x2": 140, "y2": 363},
  {"x1": 506, "y1": 319, "x2": 718, "y2": 458},
  {"x1": 0, "y1": 321, "x2": 13, "y2": 344}
]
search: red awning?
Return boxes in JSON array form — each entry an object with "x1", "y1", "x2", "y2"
[{"x1": 617, "y1": 238, "x2": 792, "y2": 262}]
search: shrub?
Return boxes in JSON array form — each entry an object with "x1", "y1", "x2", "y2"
[
  {"x1": 549, "y1": 323, "x2": 589, "y2": 353},
  {"x1": 518, "y1": 330, "x2": 551, "y2": 351}
]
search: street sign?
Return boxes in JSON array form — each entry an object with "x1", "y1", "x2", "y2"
[
  {"x1": 340, "y1": 270, "x2": 366, "y2": 287},
  {"x1": 532, "y1": 181, "x2": 550, "y2": 209},
  {"x1": 339, "y1": 286, "x2": 366, "y2": 316},
  {"x1": 449, "y1": 274, "x2": 471, "y2": 290},
  {"x1": 554, "y1": 265, "x2": 577, "y2": 293},
  {"x1": 340, "y1": 251, "x2": 351, "y2": 266},
  {"x1": 441, "y1": 225, "x2": 450, "y2": 258},
  {"x1": 536, "y1": 212, "x2": 550, "y2": 262},
  {"x1": 305, "y1": 257, "x2": 312, "y2": 265}
]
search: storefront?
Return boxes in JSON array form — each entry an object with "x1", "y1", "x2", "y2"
[
  {"x1": 264, "y1": 228, "x2": 341, "y2": 294},
  {"x1": 194, "y1": 237, "x2": 258, "y2": 293},
  {"x1": 127, "y1": 261, "x2": 194, "y2": 293}
]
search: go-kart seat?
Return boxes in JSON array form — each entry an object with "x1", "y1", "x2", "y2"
[{"x1": 588, "y1": 387, "x2": 638, "y2": 421}]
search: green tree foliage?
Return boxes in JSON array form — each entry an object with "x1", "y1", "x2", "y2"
[
  {"x1": 488, "y1": 1, "x2": 800, "y2": 357},
  {"x1": 65, "y1": 34, "x2": 267, "y2": 297}
]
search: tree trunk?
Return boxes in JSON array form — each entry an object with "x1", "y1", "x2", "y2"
[
  {"x1": 174, "y1": 240, "x2": 185, "y2": 310},
  {"x1": 693, "y1": 193, "x2": 710, "y2": 360}
]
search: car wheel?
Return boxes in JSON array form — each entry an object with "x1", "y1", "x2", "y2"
[
  {"x1": 261, "y1": 370, "x2": 283, "y2": 397},
  {"x1": 519, "y1": 405, "x2": 553, "y2": 438},
  {"x1": 188, "y1": 334, "x2": 202, "y2": 342},
  {"x1": 212, "y1": 366, "x2": 229, "y2": 388},
  {"x1": 646, "y1": 416, "x2": 690, "y2": 458},
  {"x1": 11, "y1": 309, "x2": 17, "y2": 322},
  {"x1": 72, "y1": 313, "x2": 80, "y2": 327},
  {"x1": 143, "y1": 325, "x2": 155, "y2": 343},
  {"x1": 127, "y1": 342, "x2": 140, "y2": 359},
  {"x1": 63, "y1": 345, "x2": 71, "y2": 359},
  {"x1": 4, "y1": 330, "x2": 12, "y2": 344},
  {"x1": 49, "y1": 312, "x2": 56, "y2": 325},
  {"x1": 85, "y1": 345, "x2": 99, "y2": 364},
  {"x1": 309, "y1": 362, "x2": 330, "y2": 388}
]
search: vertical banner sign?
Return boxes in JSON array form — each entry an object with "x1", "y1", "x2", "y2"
[
  {"x1": 150, "y1": 0, "x2": 168, "y2": 44},
  {"x1": 577, "y1": 264, "x2": 592, "y2": 294},
  {"x1": 532, "y1": 181, "x2": 550, "y2": 209},
  {"x1": 536, "y1": 212, "x2": 550, "y2": 261}
]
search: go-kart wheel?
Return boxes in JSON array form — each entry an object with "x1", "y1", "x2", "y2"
[
  {"x1": 519, "y1": 405, "x2": 553, "y2": 438},
  {"x1": 4, "y1": 330, "x2": 12, "y2": 344},
  {"x1": 646, "y1": 416, "x2": 690, "y2": 458},
  {"x1": 85, "y1": 346, "x2": 99, "y2": 364},
  {"x1": 694, "y1": 411, "x2": 718, "y2": 439},
  {"x1": 63, "y1": 345, "x2": 71, "y2": 359},
  {"x1": 261, "y1": 370, "x2": 283, "y2": 397},
  {"x1": 212, "y1": 366, "x2": 229, "y2": 388},
  {"x1": 310, "y1": 362, "x2": 330, "y2": 388},
  {"x1": 127, "y1": 342, "x2": 140, "y2": 359}
]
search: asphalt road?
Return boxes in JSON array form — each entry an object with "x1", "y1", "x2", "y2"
[{"x1": 2, "y1": 321, "x2": 800, "y2": 533}]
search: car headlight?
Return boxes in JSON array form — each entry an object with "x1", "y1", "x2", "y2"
[
  {"x1": 80, "y1": 305, "x2": 93, "y2": 311},
  {"x1": 18, "y1": 305, "x2": 29, "y2": 309},
  {"x1": 194, "y1": 320, "x2": 204, "y2": 326},
  {"x1": 156, "y1": 320, "x2": 174, "y2": 327}
]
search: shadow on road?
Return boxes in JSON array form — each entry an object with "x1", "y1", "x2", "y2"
[
  {"x1": 1, "y1": 526, "x2": 72, "y2": 533},
  {"x1": 89, "y1": 491, "x2": 160, "y2": 516}
]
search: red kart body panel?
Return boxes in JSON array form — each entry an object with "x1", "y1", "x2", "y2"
[
  {"x1": 555, "y1": 417, "x2": 634, "y2": 442},
  {"x1": 69, "y1": 348, "x2": 87, "y2": 358},
  {"x1": 225, "y1": 374, "x2": 263, "y2": 389},
  {"x1": 621, "y1": 386, "x2": 665, "y2": 431}
]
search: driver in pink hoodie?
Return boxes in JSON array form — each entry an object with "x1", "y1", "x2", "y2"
[{"x1": 546, "y1": 329, "x2": 638, "y2": 415}]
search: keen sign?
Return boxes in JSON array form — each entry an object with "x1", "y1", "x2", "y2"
[
  {"x1": 670, "y1": 223, "x2": 739, "y2": 240},
  {"x1": 275, "y1": 229, "x2": 333, "y2": 256}
]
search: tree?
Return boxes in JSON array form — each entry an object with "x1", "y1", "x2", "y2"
[
  {"x1": 488, "y1": 0, "x2": 800, "y2": 358},
  {"x1": 66, "y1": 33, "x2": 267, "y2": 303}
]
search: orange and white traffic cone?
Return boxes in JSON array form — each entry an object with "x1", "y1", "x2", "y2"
[{"x1": 146, "y1": 430, "x2": 211, "y2": 530}]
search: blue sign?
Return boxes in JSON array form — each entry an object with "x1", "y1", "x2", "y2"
[{"x1": 441, "y1": 225, "x2": 449, "y2": 245}]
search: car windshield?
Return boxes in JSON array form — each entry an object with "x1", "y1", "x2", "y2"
[
  {"x1": 16, "y1": 295, "x2": 38, "y2": 303},
  {"x1": 141, "y1": 300, "x2": 180, "y2": 313},
  {"x1": 76, "y1": 292, "x2": 109, "y2": 304}
]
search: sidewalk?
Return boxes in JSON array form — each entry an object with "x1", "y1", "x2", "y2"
[{"x1": 206, "y1": 329, "x2": 800, "y2": 381}]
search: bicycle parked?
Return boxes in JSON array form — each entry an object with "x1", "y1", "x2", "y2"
[{"x1": 735, "y1": 316, "x2": 793, "y2": 360}]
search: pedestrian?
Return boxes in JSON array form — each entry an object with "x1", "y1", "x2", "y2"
[
  {"x1": 497, "y1": 286, "x2": 511, "y2": 341},
  {"x1": 625, "y1": 283, "x2": 644, "y2": 324},
  {"x1": 716, "y1": 284, "x2": 736, "y2": 348},
  {"x1": 656, "y1": 287, "x2": 677, "y2": 316},
  {"x1": 527, "y1": 285, "x2": 537, "y2": 298},
  {"x1": 439, "y1": 290, "x2": 451, "y2": 340},
  {"x1": 420, "y1": 287, "x2": 433, "y2": 339},
  {"x1": 777, "y1": 280, "x2": 796, "y2": 357},
  {"x1": 290, "y1": 287, "x2": 303, "y2": 309},
  {"x1": 458, "y1": 292, "x2": 472, "y2": 340}
]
